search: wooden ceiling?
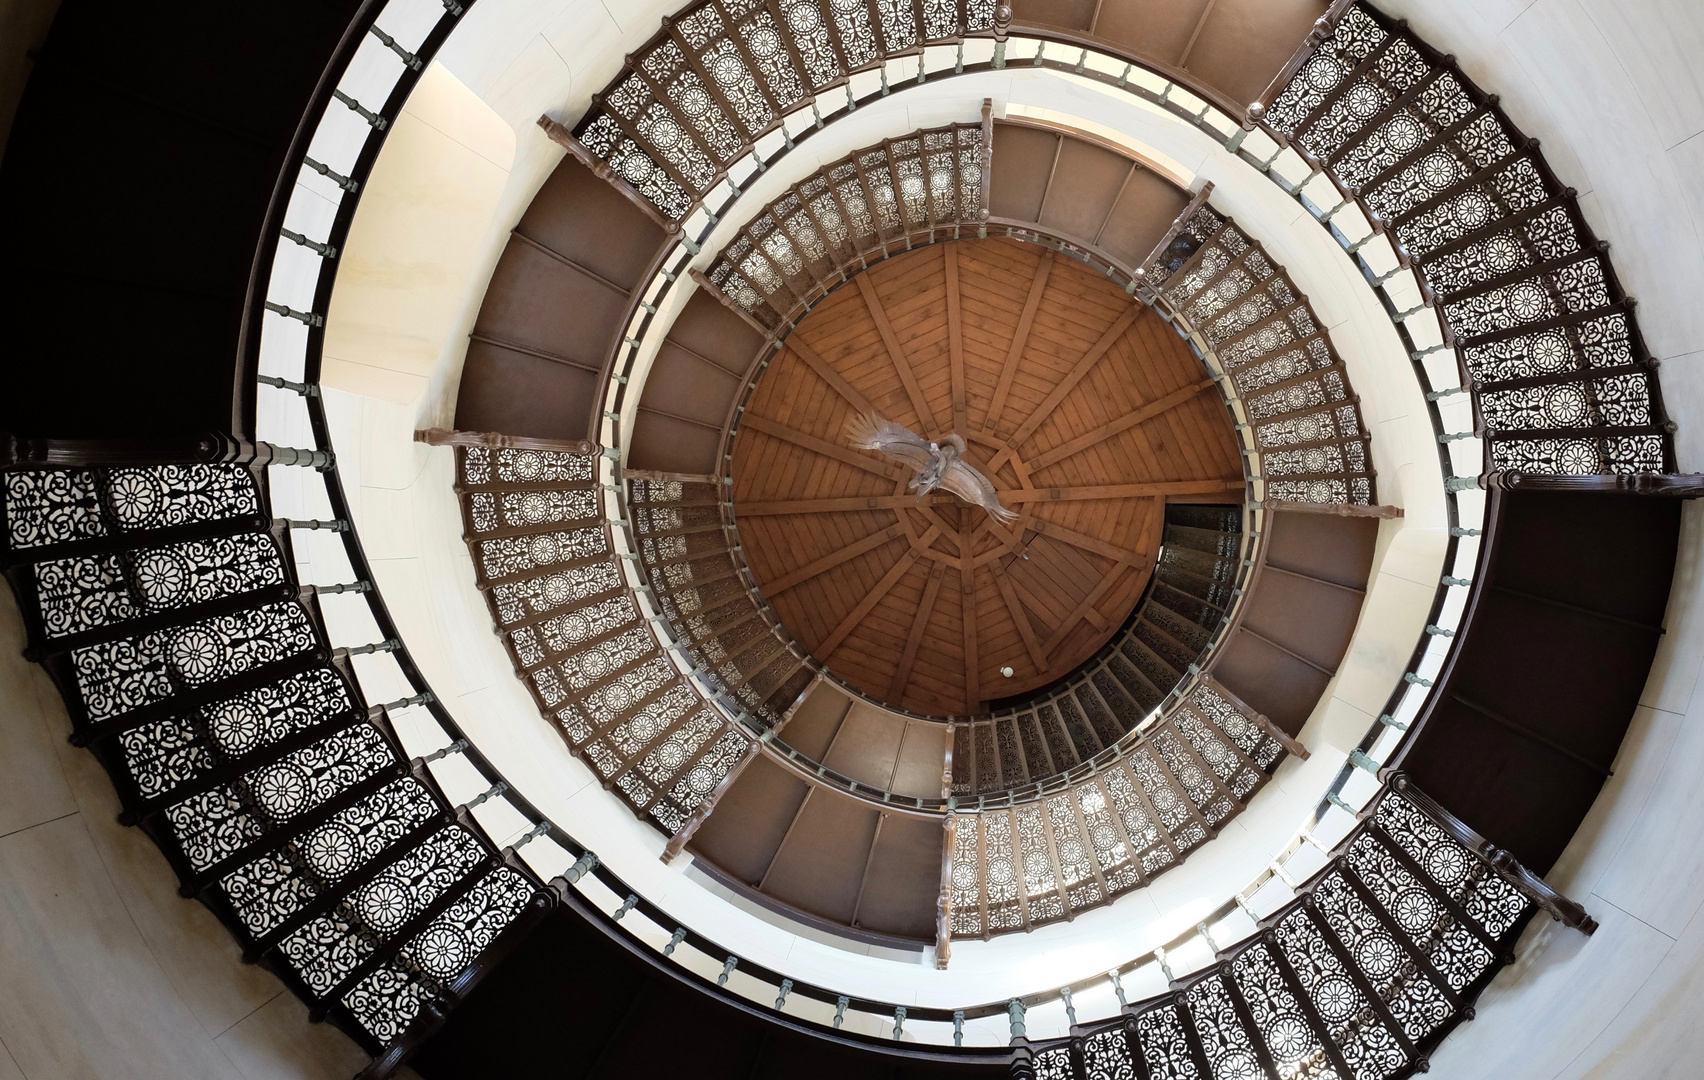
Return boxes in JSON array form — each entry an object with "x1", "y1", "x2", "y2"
[{"x1": 730, "y1": 238, "x2": 1242, "y2": 715}]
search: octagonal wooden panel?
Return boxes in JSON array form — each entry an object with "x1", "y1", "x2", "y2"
[{"x1": 730, "y1": 238, "x2": 1241, "y2": 715}]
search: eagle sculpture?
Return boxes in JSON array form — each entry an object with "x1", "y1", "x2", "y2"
[{"x1": 847, "y1": 413, "x2": 1019, "y2": 526}]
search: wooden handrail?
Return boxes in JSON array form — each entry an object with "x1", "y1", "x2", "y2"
[{"x1": 1385, "y1": 772, "x2": 1598, "y2": 933}]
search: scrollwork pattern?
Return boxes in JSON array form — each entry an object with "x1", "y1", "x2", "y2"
[
  {"x1": 1274, "y1": 2, "x2": 1664, "y2": 474},
  {"x1": 73, "y1": 601, "x2": 318, "y2": 721}
]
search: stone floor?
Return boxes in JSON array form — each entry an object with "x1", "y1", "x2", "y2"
[{"x1": 0, "y1": 590, "x2": 404, "y2": 1080}]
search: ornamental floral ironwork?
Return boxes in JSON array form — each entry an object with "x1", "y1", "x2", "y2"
[
  {"x1": 573, "y1": 0, "x2": 998, "y2": 219},
  {"x1": 1156, "y1": 206, "x2": 1377, "y2": 506},
  {"x1": 1, "y1": 459, "x2": 548, "y2": 1054},
  {"x1": 1024, "y1": 786, "x2": 1539, "y2": 1080},
  {"x1": 454, "y1": 447, "x2": 753, "y2": 834},
  {"x1": 1268, "y1": 2, "x2": 1668, "y2": 476}
]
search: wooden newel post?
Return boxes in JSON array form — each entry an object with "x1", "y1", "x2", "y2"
[
  {"x1": 936, "y1": 719, "x2": 956, "y2": 970},
  {"x1": 414, "y1": 428, "x2": 594, "y2": 455},
  {"x1": 1386, "y1": 772, "x2": 1598, "y2": 934},
  {"x1": 979, "y1": 98, "x2": 995, "y2": 221},
  {"x1": 1201, "y1": 672, "x2": 1309, "y2": 760},
  {"x1": 689, "y1": 267, "x2": 781, "y2": 338},
  {"x1": 1134, "y1": 182, "x2": 1217, "y2": 300},
  {"x1": 662, "y1": 739, "x2": 760, "y2": 864},
  {"x1": 537, "y1": 114, "x2": 680, "y2": 235}
]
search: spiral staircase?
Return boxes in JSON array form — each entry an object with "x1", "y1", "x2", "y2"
[{"x1": 0, "y1": 1, "x2": 1693, "y2": 1079}]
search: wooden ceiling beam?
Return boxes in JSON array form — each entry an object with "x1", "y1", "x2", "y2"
[
  {"x1": 945, "y1": 243, "x2": 967, "y2": 433},
  {"x1": 889, "y1": 560, "x2": 947, "y2": 700},
  {"x1": 760, "y1": 522, "x2": 906, "y2": 596},
  {"x1": 855, "y1": 273, "x2": 939, "y2": 434},
  {"x1": 994, "y1": 569, "x2": 1049, "y2": 672},
  {"x1": 784, "y1": 336, "x2": 878, "y2": 417},
  {"x1": 738, "y1": 493, "x2": 954, "y2": 515},
  {"x1": 816, "y1": 526, "x2": 939, "y2": 657},
  {"x1": 1004, "y1": 479, "x2": 1241, "y2": 503},
  {"x1": 1037, "y1": 498, "x2": 1162, "y2": 654},
  {"x1": 1009, "y1": 305, "x2": 1140, "y2": 447},
  {"x1": 985, "y1": 250, "x2": 1054, "y2": 432},
  {"x1": 1026, "y1": 378, "x2": 1217, "y2": 471},
  {"x1": 740, "y1": 414, "x2": 906, "y2": 481},
  {"x1": 1041, "y1": 563, "x2": 1133, "y2": 656},
  {"x1": 1031, "y1": 516, "x2": 1150, "y2": 565}
]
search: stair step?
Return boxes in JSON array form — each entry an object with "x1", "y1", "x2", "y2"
[
  {"x1": 1030, "y1": 786, "x2": 1538, "y2": 1079},
  {"x1": 1270, "y1": 1, "x2": 1666, "y2": 477}
]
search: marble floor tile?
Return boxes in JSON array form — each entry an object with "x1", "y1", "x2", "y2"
[
  {"x1": 1500, "y1": 1, "x2": 1704, "y2": 362},
  {"x1": 31, "y1": 635, "x2": 283, "y2": 1040},
  {"x1": 1546, "y1": 706, "x2": 1684, "y2": 902},
  {"x1": 0, "y1": 816, "x2": 238, "y2": 1080},
  {"x1": 0, "y1": 596, "x2": 76, "y2": 839},
  {"x1": 1650, "y1": 351, "x2": 1704, "y2": 472},
  {"x1": 215, "y1": 992, "x2": 367, "y2": 1080},
  {"x1": 1557, "y1": 897, "x2": 1704, "y2": 1079},
  {"x1": 1578, "y1": 0, "x2": 1704, "y2": 150},
  {"x1": 1594, "y1": 693, "x2": 1704, "y2": 936},
  {"x1": 1425, "y1": 897, "x2": 1673, "y2": 1080}
]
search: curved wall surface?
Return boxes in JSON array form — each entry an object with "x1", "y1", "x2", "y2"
[
  {"x1": 2, "y1": 0, "x2": 1703, "y2": 1074},
  {"x1": 1361, "y1": 2, "x2": 1704, "y2": 1078}
]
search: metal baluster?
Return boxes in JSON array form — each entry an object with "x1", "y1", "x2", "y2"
[
  {"x1": 465, "y1": 780, "x2": 508, "y2": 808},
  {"x1": 263, "y1": 443, "x2": 335, "y2": 469},
  {"x1": 372, "y1": 691, "x2": 430, "y2": 712},
  {"x1": 421, "y1": 738, "x2": 468, "y2": 763},
  {"x1": 332, "y1": 88, "x2": 387, "y2": 129},
  {"x1": 279, "y1": 229, "x2": 337, "y2": 259},
  {"x1": 1153, "y1": 947, "x2": 1176, "y2": 985},
  {"x1": 511, "y1": 821, "x2": 550, "y2": 849},
  {"x1": 342, "y1": 638, "x2": 401, "y2": 656},
  {"x1": 264, "y1": 301, "x2": 324, "y2": 327},
  {"x1": 302, "y1": 156, "x2": 359, "y2": 193},
  {"x1": 663, "y1": 928, "x2": 687, "y2": 957},
  {"x1": 368, "y1": 25, "x2": 423, "y2": 70},
  {"x1": 563, "y1": 851, "x2": 600, "y2": 883},
  {"x1": 309, "y1": 580, "x2": 371, "y2": 595}
]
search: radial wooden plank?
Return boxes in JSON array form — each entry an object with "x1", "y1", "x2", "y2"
[{"x1": 731, "y1": 237, "x2": 1240, "y2": 715}]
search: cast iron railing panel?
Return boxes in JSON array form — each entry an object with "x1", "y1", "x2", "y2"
[
  {"x1": 701, "y1": 120, "x2": 990, "y2": 328},
  {"x1": 0, "y1": 454, "x2": 553, "y2": 1061},
  {"x1": 629, "y1": 476, "x2": 816, "y2": 728},
  {"x1": 1266, "y1": 2, "x2": 1669, "y2": 478},
  {"x1": 1020, "y1": 783, "x2": 1540, "y2": 1080},
  {"x1": 453, "y1": 445, "x2": 753, "y2": 834},
  {"x1": 1158, "y1": 210, "x2": 1376, "y2": 506},
  {"x1": 574, "y1": 0, "x2": 999, "y2": 220},
  {"x1": 947, "y1": 675, "x2": 1291, "y2": 939}
]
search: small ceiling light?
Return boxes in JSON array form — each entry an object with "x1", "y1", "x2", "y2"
[{"x1": 1000, "y1": 665, "x2": 1014, "y2": 678}]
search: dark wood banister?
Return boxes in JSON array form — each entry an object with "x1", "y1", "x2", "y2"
[{"x1": 1383, "y1": 772, "x2": 1598, "y2": 934}]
